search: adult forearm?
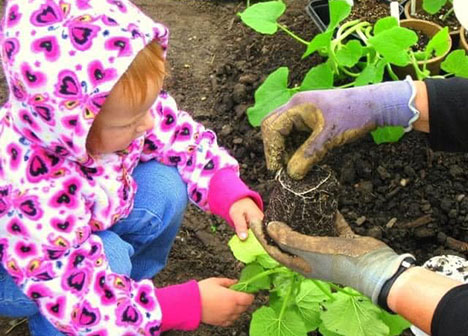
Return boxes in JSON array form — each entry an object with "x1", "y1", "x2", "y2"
[
  {"x1": 412, "y1": 81, "x2": 430, "y2": 133},
  {"x1": 387, "y1": 266, "x2": 461, "y2": 335}
]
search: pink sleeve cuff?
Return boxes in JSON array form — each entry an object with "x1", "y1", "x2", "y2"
[
  {"x1": 208, "y1": 167, "x2": 264, "y2": 227},
  {"x1": 155, "y1": 280, "x2": 201, "y2": 332}
]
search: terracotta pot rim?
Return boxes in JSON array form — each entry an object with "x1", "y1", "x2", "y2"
[
  {"x1": 404, "y1": 0, "x2": 461, "y2": 36},
  {"x1": 460, "y1": 27, "x2": 468, "y2": 51},
  {"x1": 400, "y1": 18, "x2": 452, "y2": 65}
]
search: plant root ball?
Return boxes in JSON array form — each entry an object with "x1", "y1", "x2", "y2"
[{"x1": 265, "y1": 165, "x2": 340, "y2": 237}]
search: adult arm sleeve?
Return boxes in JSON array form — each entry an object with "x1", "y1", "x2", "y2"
[
  {"x1": 431, "y1": 283, "x2": 468, "y2": 336},
  {"x1": 424, "y1": 78, "x2": 468, "y2": 152}
]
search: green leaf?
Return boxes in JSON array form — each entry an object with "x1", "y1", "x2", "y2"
[
  {"x1": 295, "y1": 280, "x2": 331, "y2": 331},
  {"x1": 368, "y1": 27, "x2": 418, "y2": 66},
  {"x1": 250, "y1": 306, "x2": 308, "y2": 336},
  {"x1": 228, "y1": 229, "x2": 267, "y2": 264},
  {"x1": 425, "y1": 27, "x2": 450, "y2": 58},
  {"x1": 231, "y1": 263, "x2": 271, "y2": 293},
  {"x1": 271, "y1": 270, "x2": 295, "y2": 297},
  {"x1": 303, "y1": 31, "x2": 333, "y2": 59},
  {"x1": 380, "y1": 310, "x2": 411, "y2": 336},
  {"x1": 246, "y1": 67, "x2": 294, "y2": 127},
  {"x1": 374, "y1": 16, "x2": 399, "y2": 35},
  {"x1": 371, "y1": 126, "x2": 405, "y2": 144},
  {"x1": 318, "y1": 324, "x2": 344, "y2": 336},
  {"x1": 321, "y1": 292, "x2": 389, "y2": 336},
  {"x1": 354, "y1": 60, "x2": 386, "y2": 86},
  {"x1": 238, "y1": 1, "x2": 286, "y2": 35},
  {"x1": 423, "y1": 0, "x2": 447, "y2": 14},
  {"x1": 329, "y1": 0, "x2": 352, "y2": 30},
  {"x1": 257, "y1": 253, "x2": 280, "y2": 269},
  {"x1": 335, "y1": 40, "x2": 364, "y2": 68},
  {"x1": 299, "y1": 63, "x2": 334, "y2": 91},
  {"x1": 441, "y1": 49, "x2": 468, "y2": 78}
]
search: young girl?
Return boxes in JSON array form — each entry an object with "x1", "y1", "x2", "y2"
[{"x1": 0, "y1": 1, "x2": 263, "y2": 335}]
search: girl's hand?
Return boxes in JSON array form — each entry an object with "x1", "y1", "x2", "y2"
[
  {"x1": 198, "y1": 278, "x2": 254, "y2": 327},
  {"x1": 229, "y1": 197, "x2": 264, "y2": 240}
]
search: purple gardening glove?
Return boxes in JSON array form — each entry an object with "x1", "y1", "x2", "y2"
[{"x1": 261, "y1": 77, "x2": 420, "y2": 180}]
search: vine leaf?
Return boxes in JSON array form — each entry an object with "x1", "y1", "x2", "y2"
[
  {"x1": 246, "y1": 67, "x2": 294, "y2": 127},
  {"x1": 300, "y1": 63, "x2": 334, "y2": 91},
  {"x1": 295, "y1": 280, "x2": 330, "y2": 331},
  {"x1": 441, "y1": 50, "x2": 468, "y2": 78},
  {"x1": 250, "y1": 306, "x2": 308, "y2": 336},
  {"x1": 238, "y1": 1, "x2": 286, "y2": 35},
  {"x1": 231, "y1": 263, "x2": 271, "y2": 293},
  {"x1": 321, "y1": 292, "x2": 389, "y2": 336},
  {"x1": 228, "y1": 229, "x2": 267, "y2": 263}
]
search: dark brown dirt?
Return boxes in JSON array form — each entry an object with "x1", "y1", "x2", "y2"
[
  {"x1": 410, "y1": 5, "x2": 460, "y2": 33},
  {"x1": 265, "y1": 166, "x2": 340, "y2": 237},
  {"x1": 347, "y1": 0, "x2": 402, "y2": 24},
  {"x1": 1, "y1": 0, "x2": 467, "y2": 336},
  {"x1": 411, "y1": 29, "x2": 430, "y2": 52}
]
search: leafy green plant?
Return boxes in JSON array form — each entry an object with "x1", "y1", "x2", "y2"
[
  {"x1": 422, "y1": 0, "x2": 453, "y2": 19},
  {"x1": 229, "y1": 231, "x2": 411, "y2": 336},
  {"x1": 239, "y1": 0, "x2": 466, "y2": 144}
]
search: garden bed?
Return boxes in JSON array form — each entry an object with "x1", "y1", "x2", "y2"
[{"x1": 1, "y1": 0, "x2": 467, "y2": 335}]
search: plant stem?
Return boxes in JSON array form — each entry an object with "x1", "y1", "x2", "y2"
[
  {"x1": 279, "y1": 274, "x2": 297, "y2": 320},
  {"x1": 337, "y1": 81, "x2": 356, "y2": 88},
  {"x1": 241, "y1": 268, "x2": 290, "y2": 287},
  {"x1": 246, "y1": 0, "x2": 250, "y2": 7},
  {"x1": 340, "y1": 67, "x2": 360, "y2": 77},
  {"x1": 441, "y1": 7, "x2": 454, "y2": 21},
  {"x1": 312, "y1": 280, "x2": 335, "y2": 301},
  {"x1": 335, "y1": 19, "x2": 362, "y2": 40},
  {"x1": 334, "y1": 22, "x2": 371, "y2": 44},
  {"x1": 386, "y1": 63, "x2": 400, "y2": 81},
  {"x1": 277, "y1": 24, "x2": 308, "y2": 45}
]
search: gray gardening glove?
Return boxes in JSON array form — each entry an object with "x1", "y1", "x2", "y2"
[
  {"x1": 251, "y1": 213, "x2": 415, "y2": 310},
  {"x1": 262, "y1": 77, "x2": 420, "y2": 180}
]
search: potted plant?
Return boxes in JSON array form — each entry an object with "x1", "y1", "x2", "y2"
[
  {"x1": 307, "y1": 0, "x2": 404, "y2": 32},
  {"x1": 394, "y1": 18, "x2": 452, "y2": 79},
  {"x1": 404, "y1": 0, "x2": 460, "y2": 42}
]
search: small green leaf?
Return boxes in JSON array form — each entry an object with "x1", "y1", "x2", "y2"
[
  {"x1": 335, "y1": 40, "x2": 364, "y2": 68},
  {"x1": 329, "y1": 0, "x2": 352, "y2": 30},
  {"x1": 303, "y1": 31, "x2": 333, "y2": 59},
  {"x1": 423, "y1": 0, "x2": 447, "y2": 14},
  {"x1": 250, "y1": 306, "x2": 308, "y2": 336},
  {"x1": 228, "y1": 229, "x2": 267, "y2": 264},
  {"x1": 425, "y1": 27, "x2": 450, "y2": 58},
  {"x1": 271, "y1": 270, "x2": 295, "y2": 297},
  {"x1": 355, "y1": 60, "x2": 386, "y2": 86},
  {"x1": 295, "y1": 280, "x2": 331, "y2": 331},
  {"x1": 246, "y1": 67, "x2": 294, "y2": 127},
  {"x1": 441, "y1": 49, "x2": 468, "y2": 78},
  {"x1": 371, "y1": 126, "x2": 405, "y2": 144},
  {"x1": 257, "y1": 253, "x2": 280, "y2": 269},
  {"x1": 232, "y1": 263, "x2": 271, "y2": 293},
  {"x1": 321, "y1": 292, "x2": 389, "y2": 336},
  {"x1": 300, "y1": 63, "x2": 334, "y2": 91},
  {"x1": 380, "y1": 310, "x2": 411, "y2": 336},
  {"x1": 318, "y1": 324, "x2": 344, "y2": 336},
  {"x1": 374, "y1": 16, "x2": 399, "y2": 35},
  {"x1": 238, "y1": 1, "x2": 286, "y2": 34},
  {"x1": 368, "y1": 27, "x2": 418, "y2": 66}
]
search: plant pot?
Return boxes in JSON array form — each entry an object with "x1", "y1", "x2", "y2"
[
  {"x1": 404, "y1": 0, "x2": 460, "y2": 46},
  {"x1": 460, "y1": 27, "x2": 468, "y2": 53},
  {"x1": 306, "y1": 0, "x2": 404, "y2": 32},
  {"x1": 394, "y1": 19, "x2": 452, "y2": 78}
]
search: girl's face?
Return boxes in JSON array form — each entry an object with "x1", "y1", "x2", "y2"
[{"x1": 86, "y1": 79, "x2": 161, "y2": 155}]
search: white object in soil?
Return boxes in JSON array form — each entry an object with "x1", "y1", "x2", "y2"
[{"x1": 410, "y1": 255, "x2": 468, "y2": 336}]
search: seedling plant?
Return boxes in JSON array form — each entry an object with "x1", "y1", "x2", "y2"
[
  {"x1": 229, "y1": 231, "x2": 410, "y2": 336},
  {"x1": 239, "y1": 0, "x2": 468, "y2": 143},
  {"x1": 421, "y1": 0, "x2": 453, "y2": 19}
]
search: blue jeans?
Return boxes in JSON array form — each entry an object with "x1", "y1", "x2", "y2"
[{"x1": 0, "y1": 160, "x2": 188, "y2": 335}]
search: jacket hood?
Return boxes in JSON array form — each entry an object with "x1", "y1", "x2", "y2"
[{"x1": 0, "y1": 0, "x2": 168, "y2": 163}]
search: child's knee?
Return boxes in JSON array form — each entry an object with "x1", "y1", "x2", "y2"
[{"x1": 133, "y1": 161, "x2": 188, "y2": 212}]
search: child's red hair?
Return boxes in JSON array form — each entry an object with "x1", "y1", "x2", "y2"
[{"x1": 119, "y1": 41, "x2": 166, "y2": 104}]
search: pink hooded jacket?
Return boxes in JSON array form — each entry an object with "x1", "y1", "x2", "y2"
[{"x1": 0, "y1": 0, "x2": 262, "y2": 334}]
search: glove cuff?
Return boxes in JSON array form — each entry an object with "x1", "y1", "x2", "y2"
[{"x1": 377, "y1": 256, "x2": 416, "y2": 313}]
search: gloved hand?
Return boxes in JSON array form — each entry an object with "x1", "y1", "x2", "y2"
[
  {"x1": 261, "y1": 78, "x2": 420, "y2": 180},
  {"x1": 250, "y1": 213, "x2": 415, "y2": 310}
]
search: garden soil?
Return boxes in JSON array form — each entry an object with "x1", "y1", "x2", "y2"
[{"x1": 1, "y1": 0, "x2": 468, "y2": 335}]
